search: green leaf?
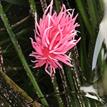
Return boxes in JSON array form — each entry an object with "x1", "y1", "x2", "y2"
[{"x1": 92, "y1": 0, "x2": 107, "y2": 70}]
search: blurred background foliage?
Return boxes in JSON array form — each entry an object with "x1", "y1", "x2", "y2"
[{"x1": 0, "y1": 0, "x2": 106, "y2": 107}]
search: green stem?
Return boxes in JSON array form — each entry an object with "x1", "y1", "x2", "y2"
[
  {"x1": 99, "y1": 0, "x2": 104, "y2": 12},
  {"x1": 0, "y1": 3, "x2": 48, "y2": 106},
  {"x1": 52, "y1": 77, "x2": 64, "y2": 107},
  {"x1": 28, "y1": 0, "x2": 36, "y2": 15},
  {"x1": 64, "y1": 66, "x2": 80, "y2": 107},
  {"x1": 60, "y1": 69, "x2": 72, "y2": 106},
  {"x1": 55, "y1": 0, "x2": 61, "y2": 12}
]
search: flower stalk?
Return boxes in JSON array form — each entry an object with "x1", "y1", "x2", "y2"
[
  {"x1": 0, "y1": 3, "x2": 48, "y2": 106},
  {"x1": 28, "y1": 0, "x2": 36, "y2": 15},
  {"x1": 52, "y1": 76, "x2": 64, "y2": 107}
]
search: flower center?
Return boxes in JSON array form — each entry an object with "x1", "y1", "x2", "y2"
[
  {"x1": 43, "y1": 47, "x2": 55, "y2": 58},
  {"x1": 43, "y1": 48, "x2": 50, "y2": 57}
]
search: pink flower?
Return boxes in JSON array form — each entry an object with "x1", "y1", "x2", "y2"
[{"x1": 30, "y1": 0, "x2": 80, "y2": 78}]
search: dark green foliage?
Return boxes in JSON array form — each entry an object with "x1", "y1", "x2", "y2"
[{"x1": 0, "y1": 0, "x2": 105, "y2": 107}]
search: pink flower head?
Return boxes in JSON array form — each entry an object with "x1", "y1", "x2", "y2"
[{"x1": 30, "y1": 0, "x2": 80, "y2": 78}]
